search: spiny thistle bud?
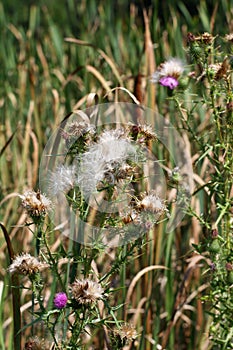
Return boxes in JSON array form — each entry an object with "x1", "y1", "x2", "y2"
[
  {"x1": 226, "y1": 263, "x2": 233, "y2": 284},
  {"x1": 170, "y1": 167, "x2": 182, "y2": 183},
  {"x1": 209, "y1": 231, "x2": 220, "y2": 253},
  {"x1": 227, "y1": 271, "x2": 233, "y2": 284},
  {"x1": 211, "y1": 229, "x2": 218, "y2": 239},
  {"x1": 188, "y1": 42, "x2": 202, "y2": 62},
  {"x1": 226, "y1": 100, "x2": 233, "y2": 125},
  {"x1": 226, "y1": 101, "x2": 233, "y2": 112},
  {"x1": 225, "y1": 262, "x2": 233, "y2": 271},
  {"x1": 209, "y1": 240, "x2": 220, "y2": 253}
]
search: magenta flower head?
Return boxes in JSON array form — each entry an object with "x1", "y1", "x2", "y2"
[
  {"x1": 159, "y1": 76, "x2": 179, "y2": 89},
  {"x1": 54, "y1": 292, "x2": 68, "y2": 309}
]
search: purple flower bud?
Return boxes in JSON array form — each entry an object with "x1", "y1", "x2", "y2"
[
  {"x1": 225, "y1": 262, "x2": 233, "y2": 271},
  {"x1": 54, "y1": 292, "x2": 68, "y2": 309},
  {"x1": 211, "y1": 229, "x2": 218, "y2": 239},
  {"x1": 144, "y1": 221, "x2": 153, "y2": 230},
  {"x1": 159, "y1": 76, "x2": 179, "y2": 89}
]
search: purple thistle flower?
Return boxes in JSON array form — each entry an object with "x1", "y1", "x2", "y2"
[
  {"x1": 54, "y1": 292, "x2": 68, "y2": 309},
  {"x1": 151, "y1": 57, "x2": 184, "y2": 90},
  {"x1": 159, "y1": 76, "x2": 179, "y2": 89}
]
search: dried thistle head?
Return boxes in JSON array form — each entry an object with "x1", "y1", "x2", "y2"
[
  {"x1": 19, "y1": 190, "x2": 52, "y2": 218},
  {"x1": 130, "y1": 123, "x2": 157, "y2": 143},
  {"x1": 138, "y1": 192, "x2": 166, "y2": 215},
  {"x1": 62, "y1": 121, "x2": 96, "y2": 138},
  {"x1": 101, "y1": 162, "x2": 135, "y2": 186},
  {"x1": 8, "y1": 253, "x2": 46, "y2": 276},
  {"x1": 71, "y1": 279, "x2": 104, "y2": 305},
  {"x1": 135, "y1": 192, "x2": 169, "y2": 227},
  {"x1": 187, "y1": 32, "x2": 214, "y2": 44},
  {"x1": 24, "y1": 337, "x2": 50, "y2": 350},
  {"x1": 214, "y1": 57, "x2": 229, "y2": 80},
  {"x1": 114, "y1": 323, "x2": 138, "y2": 342},
  {"x1": 120, "y1": 208, "x2": 140, "y2": 225},
  {"x1": 197, "y1": 32, "x2": 214, "y2": 44},
  {"x1": 24, "y1": 336, "x2": 46, "y2": 350},
  {"x1": 225, "y1": 33, "x2": 233, "y2": 43}
]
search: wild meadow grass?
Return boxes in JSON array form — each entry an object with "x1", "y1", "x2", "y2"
[{"x1": 0, "y1": 1, "x2": 233, "y2": 349}]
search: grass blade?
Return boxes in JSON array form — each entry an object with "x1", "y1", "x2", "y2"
[{"x1": 0, "y1": 223, "x2": 21, "y2": 350}]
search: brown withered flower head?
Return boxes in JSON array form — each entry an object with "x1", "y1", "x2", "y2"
[
  {"x1": 133, "y1": 123, "x2": 157, "y2": 144},
  {"x1": 24, "y1": 336, "x2": 46, "y2": 350},
  {"x1": 225, "y1": 34, "x2": 233, "y2": 43},
  {"x1": 208, "y1": 57, "x2": 229, "y2": 80},
  {"x1": 198, "y1": 32, "x2": 214, "y2": 44},
  {"x1": 71, "y1": 279, "x2": 104, "y2": 305},
  {"x1": 187, "y1": 32, "x2": 213, "y2": 44},
  {"x1": 226, "y1": 101, "x2": 233, "y2": 112},
  {"x1": 19, "y1": 190, "x2": 52, "y2": 218},
  {"x1": 138, "y1": 192, "x2": 167, "y2": 215},
  {"x1": 8, "y1": 253, "x2": 46, "y2": 276},
  {"x1": 225, "y1": 262, "x2": 233, "y2": 271},
  {"x1": 114, "y1": 323, "x2": 138, "y2": 342},
  {"x1": 120, "y1": 208, "x2": 140, "y2": 225},
  {"x1": 65, "y1": 121, "x2": 95, "y2": 138}
]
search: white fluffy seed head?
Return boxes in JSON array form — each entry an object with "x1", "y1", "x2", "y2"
[
  {"x1": 76, "y1": 129, "x2": 137, "y2": 197},
  {"x1": 48, "y1": 164, "x2": 77, "y2": 196},
  {"x1": 151, "y1": 57, "x2": 184, "y2": 83}
]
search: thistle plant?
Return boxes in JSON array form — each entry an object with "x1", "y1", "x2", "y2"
[
  {"x1": 5, "y1": 107, "x2": 170, "y2": 349},
  {"x1": 186, "y1": 33, "x2": 233, "y2": 350},
  {"x1": 152, "y1": 33, "x2": 233, "y2": 349}
]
